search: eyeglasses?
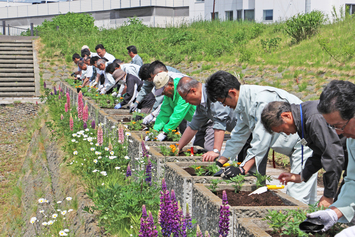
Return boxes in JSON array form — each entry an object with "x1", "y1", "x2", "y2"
[{"x1": 327, "y1": 119, "x2": 351, "y2": 131}]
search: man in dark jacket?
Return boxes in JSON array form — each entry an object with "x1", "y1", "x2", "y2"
[
  {"x1": 261, "y1": 100, "x2": 346, "y2": 207},
  {"x1": 112, "y1": 69, "x2": 155, "y2": 114}
]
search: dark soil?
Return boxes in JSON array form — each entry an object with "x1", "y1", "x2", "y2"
[
  {"x1": 184, "y1": 167, "x2": 210, "y2": 176},
  {"x1": 216, "y1": 190, "x2": 287, "y2": 206},
  {"x1": 122, "y1": 118, "x2": 131, "y2": 122}
]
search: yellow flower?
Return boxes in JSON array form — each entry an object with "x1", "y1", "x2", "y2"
[
  {"x1": 120, "y1": 97, "x2": 123, "y2": 99},
  {"x1": 196, "y1": 166, "x2": 201, "y2": 170},
  {"x1": 168, "y1": 129, "x2": 171, "y2": 131},
  {"x1": 175, "y1": 132, "x2": 180, "y2": 135},
  {"x1": 132, "y1": 122, "x2": 136, "y2": 124},
  {"x1": 96, "y1": 94, "x2": 98, "y2": 96},
  {"x1": 172, "y1": 130, "x2": 176, "y2": 132},
  {"x1": 237, "y1": 162, "x2": 242, "y2": 165},
  {"x1": 145, "y1": 131, "x2": 150, "y2": 134}
]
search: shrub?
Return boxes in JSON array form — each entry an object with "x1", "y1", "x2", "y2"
[{"x1": 284, "y1": 11, "x2": 325, "y2": 43}]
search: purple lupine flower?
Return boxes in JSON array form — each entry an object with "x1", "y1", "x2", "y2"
[
  {"x1": 50, "y1": 92, "x2": 53, "y2": 95},
  {"x1": 126, "y1": 165, "x2": 131, "y2": 177},
  {"x1": 170, "y1": 190, "x2": 181, "y2": 237},
  {"x1": 141, "y1": 140, "x2": 149, "y2": 158},
  {"x1": 54, "y1": 86, "x2": 57, "y2": 95},
  {"x1": 91, "y1": 120, "x2": 95, "y2": 129},
  {"x1": 219, "y1": 190, "x2": 230, "y2": 237},
  {"x1": 58, "y1": 94, "x2": 61, "y2": 100},
  {"x1": 184, "y1": 203, "x2": 192, "y2": 230},
  {"x1": 43, "y1": 81, "x2": 46, "y2": 89},
  {"x1": 196, "y1": 225, "x2": 203, "y2": 237},
  {"x1": 160, "y1": 179, "x2": 173, "y2": 236},
  {"x1": 148, "y1": 211, "x2": 158, "y2": 237},
  {"x1": 145, "y1": 159, "x2": 152, "y2": 186},
  {"x1": 139, "y1": 205, "x2": 150, "y2": 237},
  {"x1": 83, "y1": 121, "x2": 87, "y2": 129}
]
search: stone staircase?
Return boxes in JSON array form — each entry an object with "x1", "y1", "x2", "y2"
[{"x1": 0, "y1": 38, "x2": 40, "y2": 97}]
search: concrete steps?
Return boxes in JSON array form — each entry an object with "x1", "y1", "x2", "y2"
[{"x1": 0, "y1": 39, "x2": 39, "y2": 97}]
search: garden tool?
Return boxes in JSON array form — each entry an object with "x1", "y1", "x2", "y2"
[
  {"x1": 299, "y1": 218, "x2": 324, "y2": 233},
  {"x1": 248, "y1": 185, "x2": 285, "y2": 196}
]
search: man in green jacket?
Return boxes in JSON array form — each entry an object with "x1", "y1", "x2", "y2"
[{"x1": 152, "y1": 72, "x2": 196, "y2": 141}]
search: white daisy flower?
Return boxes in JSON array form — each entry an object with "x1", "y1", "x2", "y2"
[
  {"x1": 110, "y1": 151, "x2": 114, "y2": 155},
  {"x1": 61, "y1": 210, "x2": 67, "y2": 215},
  {"x1": 84, "y1": 159, "x2": 86, "y2": 161},
  {"x1": 109, "y1": 156, "x2": 117, "y2": 160},
  {"x1": 125, "y1": 132, "x2": 131, "y2": 136},
  {"x1": 145, "y1": 146, "x2": 150, "y2": 151},
  {"x1": 66, "y1": 197, "x2": 72, "y2": 201},
  {"x1": 52, "y1": 213, "x2": 58, "y2": 218},
  {"x1": 71, "y1": 139, "x2": 76, "y2": 142},
  {"x1": 39, "y1": 210, "x2": 44, "y2": 213},
  {"x1": 104, "y1": 147, "x2": 109, "y2": 151},
  {"x1": 48, "y1": 220, "x2": 54, "y2": 225},
  {"x1": 100, "y1": 171, "x2": 107, "y2": 176},
  {"x1": 102, "y1": 183, "x2": 105, "y2": 186},
  {"x1": 124, "y1": 156, "x2": 130, "y2": 160},
  {"x1": 90, "y1": 147, "x2": 95, "y2": 151},
  {"x1": 111, "y1": 126, "x2": 116, "y2": 129},
  {"x1": 93, "y1": 159, "x2": 98, "y2": 163},
  {"x1": 124, "y1": 125, "x2": 128, "y2": 128},
  {"x1": 81, "y1": 163, "x2": 83, "y2": 165},
  {"x1": 95, "y1": 143, "x2": 100, "y2": 147},
  {"x1": 72, "y1": 134, "x2": 77, "y2": 137},
  {"x1": 45, "y1": 199, "x2": 49, "y2": 203},
  {"x1": 84, "y1": 135, "x2": 88, "y2": 138},
  {"x1": 38, "y1": 198, "x2": 45, "y2": 203},
  {"x1": 64, "y1": 229, "x2": 70, "y2": 233},
  {"x1": 98, "y1": 156, "x2": 102, "y2": 159},
  {"x1": 83, "y1": 138, "x2": 87, "y2": 141},
  {"x1": 95, "y1": 151, "x2": 102, "y2": 155},
  {"x1": 57, "y1": 201, "x2": 62, "y2": 204},
  {"x1": 68, "y1": 209, "x2": 73, "y2": 212},
  {"x1": 57, "y1": 209, "x2": 61, "y2": 212},
  {"x1": 30, "y1": 217, "x2": 37, "y2": 224},
  {"x1": 42, "y1": 222, "x2": 48, "y2": 226},
  {"x1": 115, "y1": 167, "x2": 121, "y2": 170},
  {"x1": 90, "y1": 142, "x2": 93, "y2": 145},
  {"x1": 85, "y1": 128, "x2": 89, "y2": 132},
  {"x1": 88, "y1": 137, "x2": 93, "y2": 142},
  {"x1": 59, "y1": 230, "x2": 68, "y2": 236},
  {"x1": 129, "y1": 139, "x2": 133, "y2": 143},
  {"x1": 73, "y1": 151, "x2": 78, "y2": 155},
  {"x1": 92, "y1": 169, "x2": 99, "y2": 173}
]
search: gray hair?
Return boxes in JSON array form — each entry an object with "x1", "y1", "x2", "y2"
[
  {"x1": 261, "y1": 101, "x2": 291, "y2": 133},
  {"x1": 77, "y1": 60, "x2": 85, "y2": 67},
  {"x1": 97, "y1": 59, "x2": 106, "y2": 67},
  {"x1": 177, "y1": 77, "x2": 200, "y2": 94}
]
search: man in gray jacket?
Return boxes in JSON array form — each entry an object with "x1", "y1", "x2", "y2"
[
  {"x1": 177, "y1": 77, "x2": 256, "y2": 161},
  {"x1": 205, "y1": 71, "x2": 318, "y2": 204},
  {"x1": 261, "y1": 100, "x2": 346, "y2": 207}
]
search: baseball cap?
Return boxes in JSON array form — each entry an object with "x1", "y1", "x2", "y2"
[
  {"x1": 153, "y1": 72, "x2": 169, "y2": 90},
  {"x1": 81, "y1": 45, "x2": 89, "y2": 50}
]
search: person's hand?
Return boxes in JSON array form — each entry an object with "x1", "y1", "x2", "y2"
[
  {"x1": 145, "y1": 136, "x2": 150, "y2": 141},
  {"x1": 157, "y1": 132, "x2": 166, "y2": 141},
  {"x1": 143, "y1": 114, "x2": 155, "y2": 125},
  {"x1": 221, "y1": 166, "x2": 245, "y2": 179},
  {"x1": 71, "y1": 72, "x2": 76, "y2": 77},
  {"x1": 111, "y1": 92, "x2": 117, "y2": 97},
  {"x1": 306, "y1": 209, "x2": 338, "y2": 232},
  {"x1": 114, "y1": 103, "x2": 122, "y2": 109},
  {"x1": 129, "y1": 102, "x2": 138, "y2": 113},
  {"x1": 202, "y1": 151, "x2": 219, "y2": 162},
  {"x1": 92, "y1": 81, "x2": 98, "y2": 87},
  {"x1": 318, "y1": 196, "x2": 333, "y2": 208},
  {"x1": 278, "y1": 172, "x2": 302, "y2": 185}
]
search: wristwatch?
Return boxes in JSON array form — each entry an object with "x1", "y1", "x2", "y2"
[{"x1": 213, "y1": 149, "x2": 220, "y2": 154}]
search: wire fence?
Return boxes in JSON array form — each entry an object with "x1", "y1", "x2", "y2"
[{"x1": 0, "y1": 22, "x2": 36, "y2": 36}]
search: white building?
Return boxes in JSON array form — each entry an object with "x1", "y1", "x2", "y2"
[
  {"x1": 190, "y1": 0, "x2": 355, "y2": 23},
  {"x1": 1, "y1": 0, "x2": 355, "y2": 35}
]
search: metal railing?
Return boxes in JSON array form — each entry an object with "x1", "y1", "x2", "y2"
[{"x1": 0, "y1": 21, "x2": 36, "y2": 36}]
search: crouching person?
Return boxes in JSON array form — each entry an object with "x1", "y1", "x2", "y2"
[
  {"x1": 112, "y1": 69, "x2": 155, "y2": 113},
  {"x1": 261, "y1": 100, "x2": 346, "y2": 207}
]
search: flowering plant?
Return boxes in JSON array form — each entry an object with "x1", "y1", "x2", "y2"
[
  {"x1": 166, "y1": 129, "x2": 181, "y2": 142},
  {"x1": 128, "y1": 120, "x2": 143, "y2": 131},
  {"x1": 159, "y1": 144, "x2": 179, "y2": 156},
  {"x1": 145, "y1": 128, "x2": 159, "y2": 141}
]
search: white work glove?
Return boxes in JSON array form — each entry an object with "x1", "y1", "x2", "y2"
[
  {"x1": 129, "y1": 102, "x2": 138, "y2": 113},
  {"x1": 117, "y1": 93, "x2": 122, "y2": 98},
  {"x1": 92, "y1": 81, "x2": 98, "y2": 87},
  {"x1": 111, "y1": 92, "x2": 117, "y2": 97},
  {"x1": 157, "y1": 132, "x2": 166, "y2": 141},
  {"x1": 306, "y1": 209, "x2": 338, "y2": 232},
  {"x1": 335, "y1": 226, "x2": 355, "y2": 237},
  {"x1": 143, "y1": 114, "x2": 154, "y2": 125},
  {"x1": 145, "y1": 136, "x2": 150, "y2": 141}
]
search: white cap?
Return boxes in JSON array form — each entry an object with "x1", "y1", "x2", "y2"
[
  {"x1": 81, "y1": 45, "x2": 89, "y2": 50},
  {"x1": 153, "y1": 72, "x2": 169, "y2": 90}
]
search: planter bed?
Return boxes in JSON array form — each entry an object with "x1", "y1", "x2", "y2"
[
  {"x1": 236, "y1": 218, "x2": 272, "y2": 237},
  {"x1": 165, "y1": 162, "x2": 257, "y2": 219},
  {"x1": 191, "y1": 183, "x2": 308, "y2": 237}
]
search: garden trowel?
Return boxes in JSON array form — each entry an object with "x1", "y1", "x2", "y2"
[{"x1": 248, "y1": 185, "x2": 285, "y2": 196}]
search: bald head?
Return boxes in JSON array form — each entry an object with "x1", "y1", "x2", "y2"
[{"x1": 177, "y1": 77, "x2": 201, "y2": 94}]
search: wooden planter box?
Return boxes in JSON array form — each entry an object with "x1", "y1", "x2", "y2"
[{"x1": 191, "y1": 183, "x2": 308, "y2": 237}]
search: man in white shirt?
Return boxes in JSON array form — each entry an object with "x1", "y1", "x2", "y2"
[
  {"x1": 96, "y1": 59, "x2": 115, "y2": 94},
  {"x1": 95, "y1": 44, "x2": 115, "y2": 63}
]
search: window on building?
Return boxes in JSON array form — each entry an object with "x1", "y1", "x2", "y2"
[
  {"x1": 195, "y1": 0, "x2": 204, "y2": 2},
  {"x1": 237, "y1": 10, "x2": 242, "y2": 20},
  {"x1": 211, "y1": 12, "x2": 219, "y2": 20},
  {"x1": 263, "y1": 10, "x2": 273, "y2": 21},
  {"x1": 225, "y1": 11, "x2": 233, "y2": 21},
  {"x1": 244, "y1": 10, "x2": 254, "y2": 21},
  {"x1": 346, "y1": 4, "x2": 355, "y2": 15}
]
